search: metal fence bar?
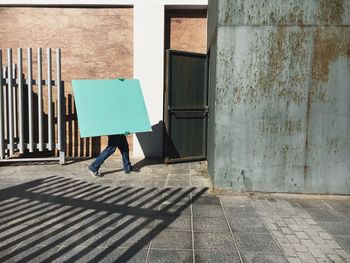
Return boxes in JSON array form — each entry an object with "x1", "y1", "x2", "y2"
[
  {"x1": 37, "y1": 48, "x2": 43, "y2": 151},
  {"x1": 3, "y1": 66, "x2": 8, "y2": 147},
  {"x1": 2, "y1": 157, "x2": 61, "y2": 162},
  {"x1": 57, "y1": 48, "x2": 62, "y2": 151},
  {"x1": 27, "y1": 48, "x2": 34, "y2": 152},
  {"x1": 12, "y1": 63, "x2": 17, "y2": 140},
  {"x1": 7, "y1": 49, "x2": 14, "y2": 156},
  {"x1": 57, "y1": 48, "x2": 65, "y2": 164},
  {"x1": 47, "y1": 48, "x2": 53, "y2": 151},
  {"x1": 18, "y1": 48, "x2": 24, "y2": 153},
  {"x1": 0, "y1": 50, "x2": 4, "y2": 159}
]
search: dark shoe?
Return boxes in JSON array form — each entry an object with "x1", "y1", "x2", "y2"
[
  {"x1": 88, "y1": 166, "x2": 101, "y2": 177},
  {"x1": 124, "y1": 166, "x2": 140, "y2": 174}
]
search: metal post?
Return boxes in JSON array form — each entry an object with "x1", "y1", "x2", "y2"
[
  {"x1": 60, "y1": 81, "x2": 66, "y2": 165},
  {"x1": 47, "y1": 48, "x2": 53, "y2": 151},
  {"x1": 7, "y1": 49, "x2": 14, "y2": 156},
  {"x1": 12, "y1": 63, "x2": 17, "y2": 140},
  {"x1": 56, "y1": 49, "x2": 65, "y2": 164},
  {"x1": 18, "y1": 48, "x2": 24, "y2": 153},
  {"x1": 0, "y1": 50, "x2": 4, "y2": 159},
  {"x1": 57, "y1": 49, "x2": 61, "y2": 151},
  {"x1": 3, "y1": 66, "x2": 8, "y2": 148},
  {"x1": 28, "y1": 48, "x2": 34, "y2": 152},
  {"x1": 38, "y1": 48, "x2": 43, "y2": 151}
]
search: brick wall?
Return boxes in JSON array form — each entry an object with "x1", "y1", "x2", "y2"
[
  {"x1": 165, "y1": 10, "x2": 207, "y2": 54},
  {"x1": 0, "y1": 7, "x2": 133, "y2": 158}
]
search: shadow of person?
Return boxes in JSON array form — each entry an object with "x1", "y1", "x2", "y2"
[
  {"x1": 132, "y1": 158, "x2": 164, "y2": 169},
  {"x1": 100, "y1": 168, "x2": 124, "y2": 176}
]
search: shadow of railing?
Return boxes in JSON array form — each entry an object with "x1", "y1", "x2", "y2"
[{"x1": 0, "y1": 176, "x2": 208, "y2": 262}]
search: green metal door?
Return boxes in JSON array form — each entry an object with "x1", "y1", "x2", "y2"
[{"x1": 164, "y1": 50, "x2": 208, "y2": 163}]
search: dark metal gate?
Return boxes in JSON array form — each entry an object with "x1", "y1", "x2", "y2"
[{"x1": 164, "y1": 50, "x2": 208, "y2": 163}]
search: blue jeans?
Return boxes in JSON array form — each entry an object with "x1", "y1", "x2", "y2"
[{"x1": 89, "y1": 135, "x2": 131, "y2": 172}]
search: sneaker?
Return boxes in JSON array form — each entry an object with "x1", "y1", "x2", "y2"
[
  {"x1": 124, "y1": 166, "x2": 140, "y2": 174},
  {"x1": 88, "y1": 166, "x2": 100, "y2": 177}
]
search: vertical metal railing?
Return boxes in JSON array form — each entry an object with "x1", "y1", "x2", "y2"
[
  {"x1": 57, "y1": 49, "x2": 62, "y2": 151},
  {"x1": 18, "y1": 48, "x2": 24, "y2": 153},
  {"x1": 27, "y1": 48, "x2": 34, "y2": 152},
  {"x1": 56, "y1": 48, "x2": 65, "y2": 164},
  {"x1": 7, "y1": 49, "x2": 14, "y2": 156},
  {"x1": 12, "y1": 63, "x2": 17, "y2": 141},
  {"x1": 47, "y1": 48, "x2": 53, "y2": 151},
  {"x1": 0, "y1": 47, "x2": 65, "y2": 164},
  {"x1": 0, "y1": 50, "x2": 3, "y2": 159},
  {"x1": 3, "y1": 65, "x2": 8, "y2": 156},
  {"x1": 37, "y1": 48, "x2": 43, "y2": 151}
]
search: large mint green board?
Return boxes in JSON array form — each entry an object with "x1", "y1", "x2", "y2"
[{"x1": 72, "y1": 79, "x2": 151, "y2": 138}]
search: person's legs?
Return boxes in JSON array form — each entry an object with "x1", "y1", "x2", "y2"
[
  {"x1": 117, "y1": 135, "x2": 132, "y2": 171},
  {"x1": 89, "y1": 135, "x2": 120, "y2": 173}
]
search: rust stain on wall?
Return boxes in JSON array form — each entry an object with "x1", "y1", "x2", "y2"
[
  {"x1": 312, "y1": 28, "x2": 350, "y2": 83},
  {"x1": 256, "y1": 27, "x2": 308, "y2": 104},
  {"x1": 319, "y1": 0, "x2": 345, "y2": 24},
  {"x1": 259, "y1": 119, "x2": 302, "y2": 136},
  {"x1": 230, "y1": 26, "x2": 310, "y2": 106},
  {"x1": 262, "y1": 26, "x2": 287, "y2": 91},
  {"x1": 220, "y1": 0, "x2": 345, "y2": 26}
]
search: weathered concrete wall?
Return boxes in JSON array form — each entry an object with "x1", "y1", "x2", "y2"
[
  {"x1": 218, "y1": 0, "x2": 350, "y2": 26},
  {"x1": 208, "y1": 0, "x2": 350, "y2": 194},
  {"x1": 207, "y1": 0, "x2": 219, "y2": 185},
  {"x1": 207, "y1": 29, "x2": 217, "y2": 182}
]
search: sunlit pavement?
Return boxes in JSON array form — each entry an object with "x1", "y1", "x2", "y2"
[{"x1": 0, "y1": 159, "x2": 349, "y2": 263}]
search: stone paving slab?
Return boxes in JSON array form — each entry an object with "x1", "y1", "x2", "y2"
[
  {"x1": 195, "y1": 250, "x2": 241, "y2": 263},
  {"x1": 0, "y1": 159, "x2": 349, "y2": 262},
  {"x1": 242, "y1": 252, "x2": 289, "y2": 263},
  {"x1": 252, "y1": 197, "x2": 350, "y2": 262},
  {"x1": 193, "y1": 217, "x2": 230, "y2": 232}
]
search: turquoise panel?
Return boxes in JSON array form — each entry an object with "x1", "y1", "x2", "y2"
[{"x1": 72, "y1": 79, "x2": 151, "y2": 138}]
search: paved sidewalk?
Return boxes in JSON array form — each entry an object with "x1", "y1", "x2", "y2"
[{"x1": 0, "y1": 159, "x2": 349, "y2": 263}]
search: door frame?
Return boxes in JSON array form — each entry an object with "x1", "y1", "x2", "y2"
[{"x1": 163, "y1": 49, "x2": 208, "y2": 163}]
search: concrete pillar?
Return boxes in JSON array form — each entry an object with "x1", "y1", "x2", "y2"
[
  {"x1": 208, "y1": 0, "x2": 350, "y2": 194},
  {"x1": 133, "y1": 3, "x2": 165, "y2": 158}
]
